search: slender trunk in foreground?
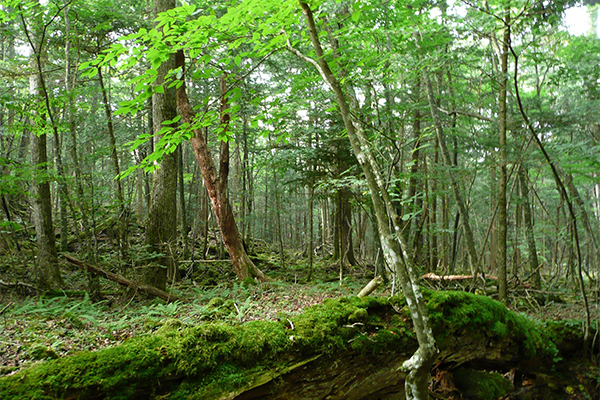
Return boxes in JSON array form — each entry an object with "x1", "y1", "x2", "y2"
[{"x1": 293, "y1": 3, "x2": 437, "y2": 398}]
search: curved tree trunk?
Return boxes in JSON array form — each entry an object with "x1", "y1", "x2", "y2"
[
  {"x1": 293, "y1": 4, "x2": 438, "y2": 398},
  {"x1": 175, "y1": 56, "x2": 268, "y2": 282}
]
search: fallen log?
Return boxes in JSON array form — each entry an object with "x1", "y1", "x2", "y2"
[
  {"x1": 2, "y1": 290, "x2": 583, "y2": 400},
  {"x1": 64, "y1": 254, "x2": 182, "y2": 303},
  {"x1": 420, "y1": 272, "x2": 498, "y2": 281}
]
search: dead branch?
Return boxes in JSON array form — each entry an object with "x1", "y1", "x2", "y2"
[
  {"x1": 358, "y1": 276, "x2": 383, "y2": 298},
  {"x1": 64, "y1": 254, "x2": 182, "y2": 303}
]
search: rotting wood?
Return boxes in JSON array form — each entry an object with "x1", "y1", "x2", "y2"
[
  {"x1": 2, "y1": 292, "x2": 595, "y2": 400},
  {"x1": 64, "y1": 254, "x2": 182, "y2": 303},
  {"x1": 0, "y1": 280, "x2": 38, "y2": 294}
]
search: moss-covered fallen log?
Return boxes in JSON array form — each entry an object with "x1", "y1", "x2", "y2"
[{"x1": 0, "y1": 291, "x2": 581, "y2": 399}]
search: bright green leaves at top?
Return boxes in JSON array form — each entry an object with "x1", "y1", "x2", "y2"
[{"x1": 82, "y1": 0, "x2": 304, "y2": 176}]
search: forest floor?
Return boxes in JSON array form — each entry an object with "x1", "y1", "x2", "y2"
[{"x1": 0, "y1": 248, "x2": 599, "y2": 399}]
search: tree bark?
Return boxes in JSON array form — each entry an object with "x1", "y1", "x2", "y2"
[
  {"x1": 175, "y1": 58, "x2": 268, "y2": 282},
  {"x1": 294, "y1": 4, "x2": 438, "y2": 398},
  {"x1": 23, "y1": 5, "x2": 64, "y2": 290},
  {"x1": 143, "y1": 0, "x2": 180, "y2": 290},
  {"x1": 497, "y1": 12, "x2": 510, "y2": 304}
]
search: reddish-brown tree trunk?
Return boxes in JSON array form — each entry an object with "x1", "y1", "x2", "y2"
[{"x1": 175, "y1": 56, "x2": 267, "y2": 281}]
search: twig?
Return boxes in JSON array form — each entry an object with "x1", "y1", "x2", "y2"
[
  {"x1": 0, "y1": 302, "x2": 13, "y2": 315},
  {"x1": 343, "y1": 322, "x2": 364, "y2": 329}
]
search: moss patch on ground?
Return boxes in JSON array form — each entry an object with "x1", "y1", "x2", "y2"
[
  {"x1": 453, "y1": 368, "x2": 513, "y2": 400},
  {"x1": 0, "y1": 291, "x2": 566, "y2": 399}
]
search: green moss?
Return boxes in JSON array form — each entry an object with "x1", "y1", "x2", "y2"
[
  {"x1": 29, "y1": 345, "x2": 59, "y2": 361},
  {"x1": 0, "y1": 290, "x2": 560, "y2": 400},
  {"x1": 207, "y1": 297, "x2": 224, "y2": 308},
  {"x1": 241, "y1": 277, "x2": 256, "y2": 287},
  {"x1": 348, "y1": 308, "x2": 369, "y2": 324},
  {"x1": 426, "y1": 290, "x2": 553, "y2": 357},
  {"x1": 0, "y1": 334, "x2": 174, "y2": 399},
  {"x1": 453, "y1": 368, "x2": 513, "y2": 400},
  {"x1": 156, "y1": 319, "x2": 185, "y2": 335},
  {"x1": 543, "y1": 319, "x2": 586, "y2": 355}
]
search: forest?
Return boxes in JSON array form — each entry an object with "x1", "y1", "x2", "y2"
[{"x1": 0, "y1": 0, "x2": 599, "y2": 399}]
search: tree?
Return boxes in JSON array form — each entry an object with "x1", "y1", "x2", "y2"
[
  {"x1": 20, "y1": 1, "x2": 65, "y2": 290},
  {"x1": 289, "y1": 3, "x2": 437, "y2": 398},
  {"x1": 143, "y1": 0, "x2": 179, "y2": 290},
  {"x1": 175, "y1": 62, "x2": 269, "y2": 281}
]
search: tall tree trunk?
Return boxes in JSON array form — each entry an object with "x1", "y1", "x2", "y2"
[
  {"x1": 294, "y1": 4, "x2": 437, "y2": 398},
  {"x1": 144, "y1": 0, "x2": 180, "y2": 289},
  {"x1": 30, "y1": 98, "x2": 63, "y2": 289},
  {"x1": 275, "y1": 172, "x2": 286, "y2": 269},
  {"x1": 321, "y1": 198, "x2": 329, "y2": 248},
  {"x1": 240, "y1": 116, "x2": 251, "y2": 242},
  {"x1": 308, "y1": 183, "x2": 315, "y2": 281},
  {"x1": 97, "y1": 66, "x2": 128, "y2": 266},
  {"x1": 496, "y1": 12, "x2": 510, "y2": 304},
  {"x1": 405, "y1": 76, "x2": 422, "y2": 252},
  {"x1": 179, "y1": 145, "x2": 189, "y2": 260},
  {"x1": 64, "y1": 11, "x2": 100, "y2": 295},
  {"x1": 175, "y1": 59, "x2": 268, "y2": 281},
  {"x1": 421, "y1": 70, "x2": 480, "y2": 278},
  {"x1": 430, "y1": 139, "x2": 439, "y2": 271},
  {"x1": 23, "y1": 9, "x2": 63, "y2": 289}
]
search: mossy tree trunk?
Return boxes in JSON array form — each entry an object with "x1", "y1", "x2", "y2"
[
  {"x1": 2, "y1": 291, "x2": 575, "y2": 400},
  {"x1": 293, "y1": 3, "x2": 438, "y2": 398}
]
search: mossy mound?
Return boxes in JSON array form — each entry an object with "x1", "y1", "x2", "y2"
[
  {"x1": 0, "y1": 291, "x2": 559, "y2": 400},
  {"x1": 453, "y1": 368, "x2": 513, "y2": 400},
  {"x1": 426, "y1": 290, "x2": 556, "y2": 359}
]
